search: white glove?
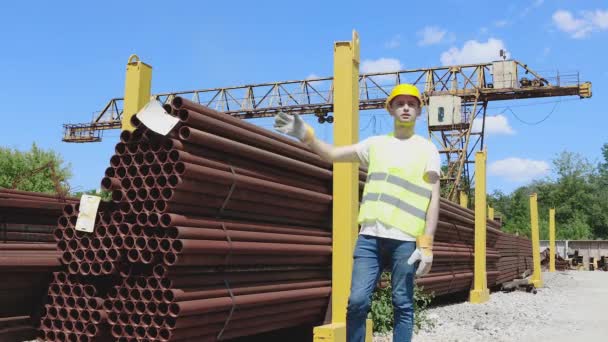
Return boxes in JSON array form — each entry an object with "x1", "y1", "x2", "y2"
[
  {"x1": 407, "y1": 235, "x2": 434, "y2": 276},
  {"x1": 274, "y1": 112, "x2": 315, "y2": 143}
]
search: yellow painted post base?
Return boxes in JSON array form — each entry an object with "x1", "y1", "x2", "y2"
[
  {"x1": 530, "y1": 278, "x2": 543, "y2": 288},
  {"x1": 312, "y1": 320, "x2": 372, "y2": 342},
  {"x1": 313, "y1": 323, "x2": 345, "y2": 342},
  {"x1": 469, "y1": 289, "x2": 490, "y2": 304},
  {"x1": 365, "y1": 318, "x2": 373, "y2": 342}
]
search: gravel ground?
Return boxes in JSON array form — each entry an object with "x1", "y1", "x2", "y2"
[{"x1": 375, "y1": 271, "x2": 608, "y2": 342}]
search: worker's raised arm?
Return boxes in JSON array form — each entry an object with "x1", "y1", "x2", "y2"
[{"x1": 274, "y1": 112, "x2": 359, "y2": 163}]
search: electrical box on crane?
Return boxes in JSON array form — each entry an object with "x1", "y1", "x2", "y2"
[
  {"x1": 428, "y1": 95, "x2": 462, "y2": 126},
  {"x1": 492, "y1": 60, "x2": 518, "y2": 89}
]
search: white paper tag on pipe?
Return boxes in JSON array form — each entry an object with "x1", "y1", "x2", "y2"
[
  {"x1": 136, "y1": 99, "x2": 179, "y2": 135},
  {"x1": 75, "y1": 195, "x2": 101, "y2": 233}
]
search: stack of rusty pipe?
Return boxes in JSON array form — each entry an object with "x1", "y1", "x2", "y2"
[
  {"x1": 1, "y1": 243, "x2": 60, "y2": 337},
  {"x1": 55, "y1": 201, "x2": 124, "y2": 277},
  {"x1": 38, "y1": 272, "x2": 112, "y2": 342},
  {"x1": 414, "y1": 198, "x2": 502, "y2": 296},
  {"x1": 102, "y1": 268, "x2": 331, "y2": 341},
  {"x1": 0, "y1": 188, "x2": 78, "y2": 242},
  {"x1": 494, "y1": 232, "x2": 533, "y2": 284},
  {"x1": 42, "y1": 97, "x2": 337, "y2": 341},
  {"x1": 0, "y1": 189, "x2": 68, "y2": 341}
]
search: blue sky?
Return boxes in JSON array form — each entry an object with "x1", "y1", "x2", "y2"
[{"x1": 0, "y1": 0, "x2": 606, "y2": 194}]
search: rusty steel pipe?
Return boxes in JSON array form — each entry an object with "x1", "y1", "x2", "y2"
[
  {"x1": 168, "y1": 238, "x2": 331, "y2": 256},
  {"x1": 176, "y1": 128, "x2": 332, "y2": 181},
  {"x1": 159, "y1": 213, "x2": 330, "y2": 237},
  {"x1": 162, "y1": 311, "x2": 321, "y2": 341},
  {"x1": 151, "y1": 200, "x2": 327, "y2": 228},
  {"x1": 166, "y1": 286, "x2": 329, "y2": 317},
  {"x1": 175, "y1": 107, "x2": 330, "y2": 168},
  {"x1": 169, "y1": 157, "x2": 322, "y2": 209},
  {"x1": 152, "y1": 267, "x2": 328, "y2": 284},
  {"x1": 163, "y1": 253, "x2": 330, "y2": 267},
  {"x1": 161, "y1": 185, "x2": 329, "y2": 215},
  {"x1": 165, "y1": 279, "x2": 331, "y2": 303},
  {"x1": 171, "y1": 97, "x2": 304, "y2": 148},
  {"x1": 163, "y1": 176, "x2": 329, "y2": 212},
  {"x1": 164, "y1": 297, "x2": 326, "y2": 329},
  {"x1": 164, "y1": 226, "x2": 330, "y2": 245},
  {"x1": 167, "y1": 149, "x2": 329, "y2": 195}
]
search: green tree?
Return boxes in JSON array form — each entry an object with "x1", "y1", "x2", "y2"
[
  {"x1": 546, "y1": 152, "x2": 594, "y2": 239},
  {"x1": 488, "y1": 149, "x2": 603, "y2": 240},
  {"x1": 588, "y1": 143, "x2": 608, "y2": 238},
  {"x1": 0, "y1": 143, "x2": 71, "y2": 194}
]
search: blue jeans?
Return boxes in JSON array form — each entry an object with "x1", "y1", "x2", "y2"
[{"x1": 346, "y1": 234, "x2": 416, "y2": 342}]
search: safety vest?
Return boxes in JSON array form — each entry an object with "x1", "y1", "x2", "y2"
[{"x1": 357, "y1": 135, "x2": 433, "y2": 237}]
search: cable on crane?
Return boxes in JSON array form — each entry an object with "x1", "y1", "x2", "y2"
[{"x1": 503, "y1": 97, "x2": 561, "y2": 126}]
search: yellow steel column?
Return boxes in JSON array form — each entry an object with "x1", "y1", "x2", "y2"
[
  {"x1": 488, "y1": 207, "x2": 494, "y2": 221},
  {"x1": 530, "y1": 193, "x2": 543, "y2": 287},
  {"x1": 314, "y1": 30, "x2": 360, "y2": 342},
  {"x1": 122, "y1": 54, "x2": 152, "y2": 132},
  {"x1": 459, "y1": 191, "x2": 468, "y2": 208},
  {"x1": 469, "y1": 151, "x2": 489, "y2": 304},
  {"x1": 549, "y1": 208, "x2": 556, "y2": 272}
]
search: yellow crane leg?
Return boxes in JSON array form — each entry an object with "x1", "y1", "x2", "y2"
[
  {"x1": 469, "y1": 151, "x2": 489, "y2": 304},
  {"x1": 122, "y1": 54, "x2": 152, "y2": 132},
  {"x1": 313, "y1": 30, "x2": 367, "y2": 342},
  {"x1": 459, "y1": 191, "x2": 468, "y2": 208},
  {"x1": 530, "y1": 193, "x2": 543, "y2": 287},
  {"x1": 549, "y1": 208, "x2": 556, "y2": 272}
]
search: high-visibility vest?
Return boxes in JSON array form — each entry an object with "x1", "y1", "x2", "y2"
[{"x1": 357, "y1": 135, "x2": 433, "y2": 237}]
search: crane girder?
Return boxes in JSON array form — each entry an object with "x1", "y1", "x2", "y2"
[{"x1": 61, "y1": 59, "x2": 591, "y2": 201}]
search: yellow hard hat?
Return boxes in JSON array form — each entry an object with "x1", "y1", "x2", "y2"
[{"x1": 386, "y1": 84, "x2": 422, "y2": 109}]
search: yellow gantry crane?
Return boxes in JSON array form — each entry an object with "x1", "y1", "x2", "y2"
[{"x1": 62, "y1": 53, "x2": 591, "y2": 202}]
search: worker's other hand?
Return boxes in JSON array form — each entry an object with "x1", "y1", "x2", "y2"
[
  {"x1": 274, "y1": 112, "x2": 315, "y2": 143},
  {"x1": 407, "y1": 235, "x2": 434, "y2": 276},
  {"x1": 407, "y1": 248, "x2": 433, "y2": 276}
]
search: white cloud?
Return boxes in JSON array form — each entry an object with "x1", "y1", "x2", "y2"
[
  {"x1": 489, "y1": 158, "x2": 550, "y2": 182},
  {"x1": 305, "y1": 74, "x2": 325, "y2": 88},
  {"x1": 385, "y1": 35, "x2": 401, "y2": 49},
  {"x1": 494, "y1": 20, "x2": 509, "y2": 27},
  {"x1": 521, "y1": 0, "x2": 544, "y2": 17},
  {"x1": 472, "y1": 115, "x2": 515, "y2": 135},
  {"x1": 361, "y1": 58, "x2": 403, "y2": 84},
  {"x1": 553, "y1": 10, "x2": 592, "y2": 38},
  {"x1": 417, "y1": 26, "x2": 447, "y2": 46},
  {"x1": 440, "y1": 38, "x2": 507, "y2": 66},
  {"x1": 590, "y1": 9, "x2": 608, "y2": 29},
  {"x1": 552, "y1": 9, "x2": 608, "y2": 39},
  {"x1": 361, "y1": 58, "x2": 403, "y2": 73}
]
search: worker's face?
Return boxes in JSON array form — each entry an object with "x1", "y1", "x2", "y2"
[{"x1": 389, "y1": 95, "x2": 421, "y2": 127}]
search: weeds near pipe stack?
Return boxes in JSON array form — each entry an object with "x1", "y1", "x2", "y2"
[{"x1": 370, "y1": 272, "x2": 435, "y2": 334}]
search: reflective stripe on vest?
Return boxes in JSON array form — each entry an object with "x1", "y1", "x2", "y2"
[
  {"x1": 366, "y1": 172, "x2": 432, "y2": 198},
  {"x1": 361, "y1": 192, "x2": 427, "y2": 220}
]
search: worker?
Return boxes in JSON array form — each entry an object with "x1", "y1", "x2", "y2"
[{"x1": 274, "y1": 84, "x2": 440, "y2": 342}]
